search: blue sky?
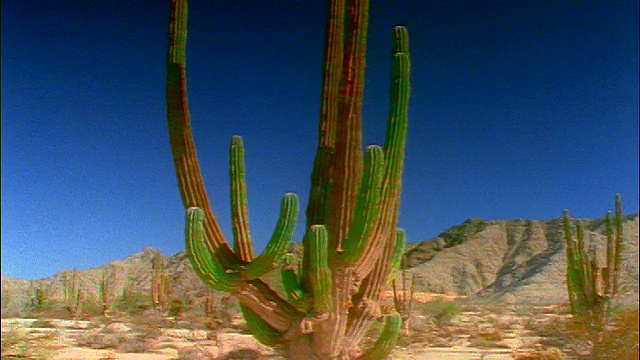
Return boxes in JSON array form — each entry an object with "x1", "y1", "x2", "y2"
[{"x1": 2, "y1": 1, "x2": 638, "y2": 280}]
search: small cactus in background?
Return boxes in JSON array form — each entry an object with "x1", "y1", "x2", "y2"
[
  {"x1": 28, "y1": 280, "x2": 49, "y2": 313},
  {"x1": 62, "y1": 269, "x2": 82, "y2": 319},
  {"x1": 563, "y1": 194, "x2": 625, "y2": 315},
  {"x1": 166, "y1": 0, "x2": 411, "y2": 357},
  {"x1": 204, "y1": 287, "x2": 216, "y2": 318},
  {"x1": 150, "y1": 250, "x2": 169, "y2": 311},
  {"x1": 98, "y1": 265, "x2": 116, "y2": 317},
  {"x1": 392, "y1": 254, "x2": 415, "y2": 336}
]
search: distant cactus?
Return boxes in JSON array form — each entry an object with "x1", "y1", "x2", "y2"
[
  {"x1": 62, "y1": 269, "x2": 82, "y2": 319},
  {"x1": 204, "y1": 287, "x2": 216, "y2": 318},
  {"x1": 392, "y1": 253, "x2": 415, "y2": 336},
  {"x1": 28, "y1": 280, "x2": 49, "y2": 313},
  {"x1": 166, "y1": 0, "x2": 411, "y2": 357},
  {"x1": 150, "y1": 250, "x2": 169, "y2": 311},
  {"x1": 98, "y1": 265, "x2": 116, "y2": 317},
  {"x1": 563, "y1": 194, "x2": 625, "y2": 315}
]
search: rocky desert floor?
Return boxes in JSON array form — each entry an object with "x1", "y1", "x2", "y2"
[{"x1": 2, "y1": 295, "x2": 637, "y2": 360}]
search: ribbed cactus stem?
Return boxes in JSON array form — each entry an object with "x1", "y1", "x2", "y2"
[
  {"x1": 230, "y1": 135, "x2": 254, "y2": 261},
  {"x1": 612, "y1": 194, "x2": 624, "y2": 295},
  {"x1": 308, "y1": 225, "x2": 333, "y2": 314},
  {"x1": 185, "y1": 207, "x2": 242, "y2": 292},
  {"x1": 244, "y1": 193, "x2": 298, "y2": 280},
  {"x1": 563, "y1": 210, "x2": 585, "y2": 313},
  {"x1": 359, "y1": 312, "x2": 402, "y2": 360},
  {"x1": 388, "y1": 229, "x2": 406, "y2": 282},
  {"x1": 354, "y1": 27, "x2": 410, "y2": 276},
  {"x1": 339, "y1": 145, "x2": 384, "y2": 262},
  {"x1": 241, "y1": 305, "x2": 283, "y2": 346},
  {"x1": 281, "y1": 253, "x2": 308, "y2": 309}
]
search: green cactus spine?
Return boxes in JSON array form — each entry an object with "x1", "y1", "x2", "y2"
[{"x1": 167, "y1": 0, "x2": 411, "y2": 357}]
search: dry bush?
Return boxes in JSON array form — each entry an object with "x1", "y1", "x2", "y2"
[
  {"x1": 29, "y1": 319, "x2": 58, "y2": 328},
  {"x1": 419, "y1": 297, "x2": 461, "y2": 327},
  {"x1": 468, "y1": 324, "x2": 507, "y2": 349},
  {"x1": 535, "y1": 305, "x2": 639, "y2": 359},
  {"x1": 512, "y1": 345, "x2": 566, "y2": 360},
  {"x1": 1, "y1": 326, "x2": 56, "y2": 360}
]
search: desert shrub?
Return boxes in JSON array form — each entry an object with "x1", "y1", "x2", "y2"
[
  {"x1": 468, "y1": 325, "x2": 507, "y2": 348},
  {"x1": 168, "y1": 298, "x2": 190, "y2": 317},
  {"x1": 513, "y1": 346, "x2": 566, "y2": 360},
  {"x1": 114, "y1": 291, "x2": 151, "y2": 314},
  {"x1": 76, "y1": 332, "x2": 126, "y2": 350},
  {"x1": 1, "y1": 326, "x2": 55, "y2": 360},
  {"x1": 422, "y1": 297, "x2": 460, "y2": 326},
  {"x1": 29, "y1": 319, "x2": 57, "y2": 328},
  {"x1": 536, "y1": 306, "x2": 639, "y2": 359}
]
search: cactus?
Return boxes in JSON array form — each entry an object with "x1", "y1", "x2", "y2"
[
  {"x1": 28, "y1": 280, "x2": 49, "y2": 314},
  {"x1": 62, "y1": 269, "x2": 82, "y2": 319},
  {"x1": 151, "y1": 250, "x2": 169, "y2": 311},
  {"x1": 166, "y1": 0, "x2": 410, "y2": 357},
  {"x1": 563, "y1": 194, "x2": 625, "y2": 315},
  {"x1": 392, "y1": 252, "x2": 415, "y2": 336},
  {"x1": 98, "y1": 265, "x2": 116, "y2": 317}
]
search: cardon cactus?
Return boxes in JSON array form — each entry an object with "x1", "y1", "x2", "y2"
[
  {"x1": 562, "y1": 194, "x2": 624, "y2": 315},
  {"x1": 166, "y1": 0, "x2": 410, "y2": 358}
]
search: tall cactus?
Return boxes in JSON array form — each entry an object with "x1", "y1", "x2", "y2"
[
  {"x1": 392, "y1": 253, "x2": 415, "y2": 336},
  {"x1": 99, "y1": 265, "x2": 116, "y2": 317},
  {"x1": 151, "y1": 249, "x2": 169, "y2": 310},
  {"x1": 166, "y1": 0, "x2": 410, "y2": 358},
  {"x1": 562, "y1": 194, "x2": 625, "y2": 315},
  {"x1": 62, "y1": 269, "x2": 82, "y2": 319}
]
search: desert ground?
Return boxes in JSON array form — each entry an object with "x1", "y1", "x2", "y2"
[{"x1": 3, "y1": 292, "x2": 637, "y2": 360}]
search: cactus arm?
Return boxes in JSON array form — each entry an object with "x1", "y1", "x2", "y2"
[
  {"x1": 166, "y1": 0, "x2": 237, "y2": 266},
  {"x1": 187, "y1": 208, "x2": 301, "y2": 329},
  {"x1": 612, "y1": 194, "x2": 623, "y2": 295},
  {"x1": 281, "y1": 253, "x2": 309, "y2": 310},
  {"x1": 244, "y1": 193, "x2": 299, "y2": 280},
  {"x1": 603, "y1": 211, "x2": 614, "y2": 297},
  {"x1": 229, "y1": 135, "x2": 254, "y2": 261},
  {"x1": 358, "y1": 312, "x2": 402, "y2": 360},
  {"x1": 575, "y1": 220, "x2": 598, "y2": 303},
  {"x1": 338, "y1": 145, "x2": 384, "y2": 262},
  {"x1": 387, "y1": 229, "x2": 406, "y2": 283},
  {"x1": 308, "y1": 225, "x2": 333, "y2": 314},
  {"x1": 354, "y1": 27, "x2": 410, "y2": 277},
  {"x1": 240, "y1": 304, "x2": 284, "y2": 347},
  {"x1": 327, "y1": 0, "x2": 370, "y2": 254},
  {"x1": 303, "y1": 0, "x2": 346, "y2": 285},
  {"x1": 185, "y1": 207, "x2": 242, "y2": 292},
  {"x1": 345, "y1": 230, "x2": 402, "y2": 347},
  {"x1": 563, "y1": 210, "x2": 587, "y2": 313}
]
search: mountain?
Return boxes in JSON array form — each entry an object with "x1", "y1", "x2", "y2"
[
  {"x1": 2, "y1": 213, "x2": 638, "y2": 317},
  {"x1": 404, "y1": 213, "x2": 639, "y2": 306}
]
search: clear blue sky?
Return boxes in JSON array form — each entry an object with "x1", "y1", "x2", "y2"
[{"x1": 2, "y1": 1, "x2": 638, "y2": 280}]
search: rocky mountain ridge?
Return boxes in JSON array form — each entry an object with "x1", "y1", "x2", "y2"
[{"x1": 2, "y1": 212, "x2": 638, "y2": 317}]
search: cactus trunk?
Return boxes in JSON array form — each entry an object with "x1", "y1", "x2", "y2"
[{"x1": 166, "y1": 0, "x2": 411, "y2": 357}]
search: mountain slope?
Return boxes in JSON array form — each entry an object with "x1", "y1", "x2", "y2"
[
  {"x1": 2, "y1": 213, "x2": 638, "y2": 317},
  {"x1": 405, "y1": 213, "x2": 639, "y2": 305}
]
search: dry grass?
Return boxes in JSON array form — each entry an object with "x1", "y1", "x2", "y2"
[
  {"x1": 1, "y1": 325, "x2": 57, "y2": 360},
  {"x1": 512, "y1": 345, "x2": 566, "y2": 360},
  {"x1": 533, "y1": 305, "x2": 639, "y2": 359}
]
